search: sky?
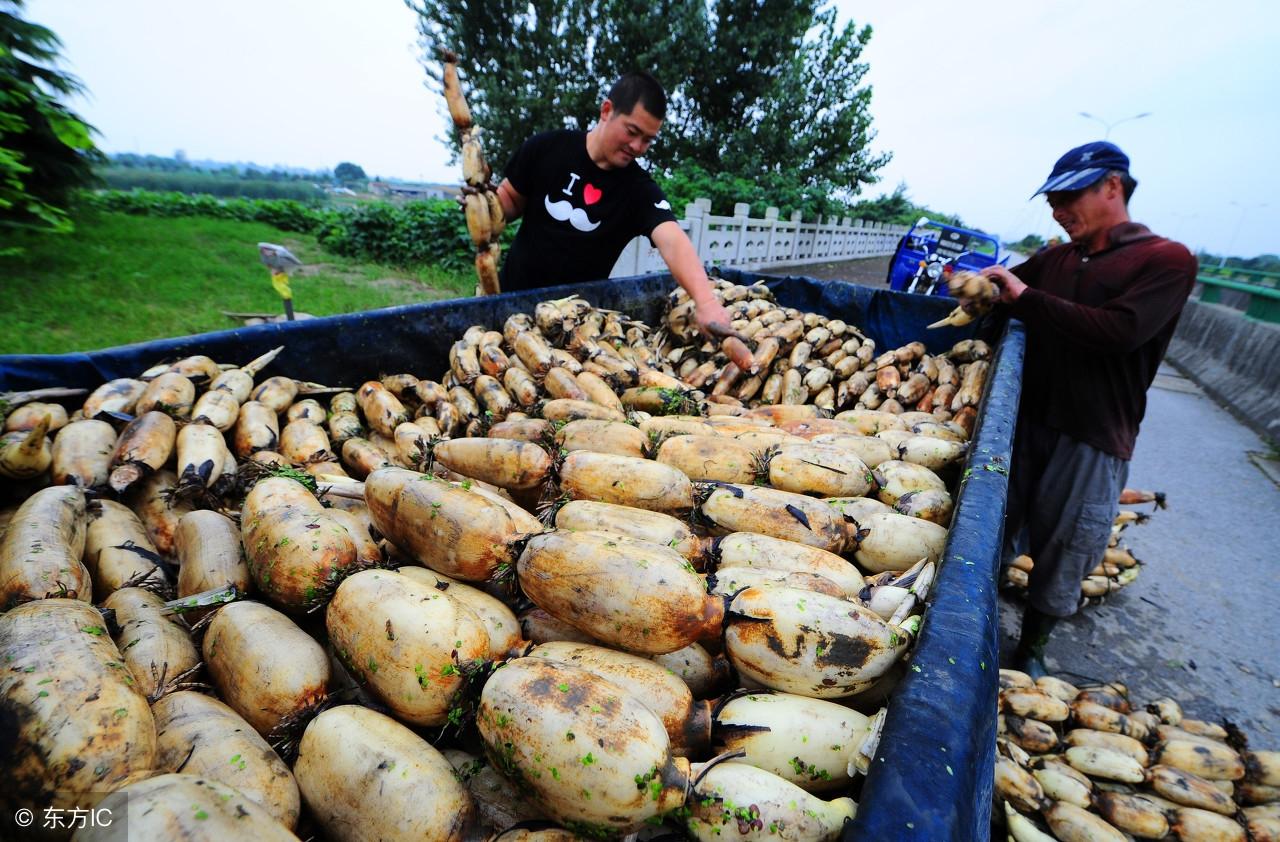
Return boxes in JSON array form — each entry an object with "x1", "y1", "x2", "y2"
[{"x1": 25, "y1": 0, "x2": 1280, "y2": 258}]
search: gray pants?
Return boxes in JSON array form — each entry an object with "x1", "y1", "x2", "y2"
[{"x1": 1002, "y1": 420, "x2": 1130, "y2": 617}]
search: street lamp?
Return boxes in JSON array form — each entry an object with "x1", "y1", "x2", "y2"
[
  {"x1": 1218, "y1": 201, "x2": 1268, "y2": 268},
  {"x1": 1079, "y1": 111, "x2": 1152, "y2": 139}
]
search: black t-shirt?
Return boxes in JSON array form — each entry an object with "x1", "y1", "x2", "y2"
[{"x1": 500, "y1": 130, "x2": 677, "y2": 292}]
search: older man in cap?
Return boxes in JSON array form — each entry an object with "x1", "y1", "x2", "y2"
[{"x1": 980, "y1": 142, "x2": 1197, "y2": 678}]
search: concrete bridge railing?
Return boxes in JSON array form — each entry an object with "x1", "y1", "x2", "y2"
[
  {"x1": 610, "y1": 199, "x2": 907, "y2": 278},
  {"x1": 1166, "y1": 296, "x2": 1280, "y2": 446}
]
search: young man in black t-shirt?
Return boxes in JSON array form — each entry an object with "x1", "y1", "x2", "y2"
[{"x1": 495, "y1": 72, "x2": 753, "y2": 371}]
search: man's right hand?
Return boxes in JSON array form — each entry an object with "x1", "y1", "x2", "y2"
[
  {"x1": 694, "y1": 298, "x2": 756, "y2": 373},
  {"x1": 981, "y1": 265, "x2": 1027, "y2": 303}
]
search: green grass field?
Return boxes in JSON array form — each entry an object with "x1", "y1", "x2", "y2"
[{"x1": 1, "y1": 209, "x2": 473, "y2": 355}]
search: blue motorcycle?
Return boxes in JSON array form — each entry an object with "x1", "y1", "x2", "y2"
[{"x1": 887, "y1": 217, "x2": 1008, "y2": 296}]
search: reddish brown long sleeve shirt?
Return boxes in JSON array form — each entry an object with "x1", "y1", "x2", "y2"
[{"x1": 1009, "y1": 222, "x2": 1197, "y2": 460}]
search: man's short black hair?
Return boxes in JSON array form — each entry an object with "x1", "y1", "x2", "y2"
[{"x1": 607, "y1": 72, "x2": 667, "y2": 120}]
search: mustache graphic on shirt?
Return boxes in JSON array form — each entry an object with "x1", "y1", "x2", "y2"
[{"x1": 544, "y1": 196, "x2": 600, "y2": 232}]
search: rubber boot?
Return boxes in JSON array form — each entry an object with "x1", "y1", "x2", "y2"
[{"x1": 1013, "y1": 605, "x2": 1058, "y2": 681}]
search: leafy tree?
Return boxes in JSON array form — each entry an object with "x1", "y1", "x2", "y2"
[
  {"x1": 683, "y1": 3, "x2": 887, "y2": 206},
  {"x1": 1010, "y1": 233, "x2": 1045, "y2": 252},
  {"x1": 334, "y1": 161, "x2": 367, "y2": 184},
  {"x1": 1205, "y1": 253, "x2": 1280, "y2": 273},
  {"x1": 1242, "y1": 254, "x2": 1280, "y2": 272},
  {"x1": 110, "y1": 153, "x2": 187, "y2": 171},
  {"x1": 850, "y1": 183, "x2": 967, "y2": 228},
  {"x1": 407, "y1": 0, "x2": 888, "y2": 206},
  {"x1": 657, "y1": 162, "x2": 854, "y2": 223},
  {"x1": 0, "y1": 2, "x2": 102, "y2": 249},
  {"x1": 104, "y1": 153, "x2": 322, "y2": 184},
  {"x1": 96, "y1": 169, "x2": 324, "y2": 201}
]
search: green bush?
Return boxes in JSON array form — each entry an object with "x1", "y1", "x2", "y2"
[
  {"x1": 85, "y1": 190, "x2": 329, "y2": 233},
  {"x1": 319, "y1": 201, "x2": 461, "y2": 270},
  {"x1": 98, "y1": 168, "x2": 324, "y2": 201},
  {"x1": 79, "y1": 189, "x2": 505, "y2": 271}
]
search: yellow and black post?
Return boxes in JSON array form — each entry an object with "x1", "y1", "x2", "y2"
[{"x1": 257, "y1": 242, "x2": 303, "y2": 322}]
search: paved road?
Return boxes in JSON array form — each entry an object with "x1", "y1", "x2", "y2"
[
  {"x1": 768, "y1": 251, "x2": 1027, "y2": 287},
  {"x1": 998, "y1": 366, "x2": 1280, "y2": 739},
  {"x1": 768, "y1": 256, "x2": 893, "y2": 287},
  {"x1": 769, "y1": 256, "x2": 1279, "y2": 736}
]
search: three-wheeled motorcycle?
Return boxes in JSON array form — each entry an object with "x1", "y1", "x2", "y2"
[{"x1": 886, "y1": 217, "x2": 1008, "y2": 296}]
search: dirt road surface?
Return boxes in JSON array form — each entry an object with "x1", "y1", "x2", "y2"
[{"x1": 765, "y1": 257, "x2": 893, "y2": 287}]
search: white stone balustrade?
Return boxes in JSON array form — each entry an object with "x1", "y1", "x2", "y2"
[{"x1": 610, "y1": 198, "x2": 907, "y2": 278}]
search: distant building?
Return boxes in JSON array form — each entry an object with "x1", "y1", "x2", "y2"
[{"x1": 368, "y1": 181, "x2": 462, "y2": 201}]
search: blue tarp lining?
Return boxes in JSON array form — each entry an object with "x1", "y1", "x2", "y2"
[
  {"x1": 0, "y1": 270, "x2": 1020, "y2": 839},
  {"x1": 846, "y1": 318, "x2": 1024, "y2": 841}
]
